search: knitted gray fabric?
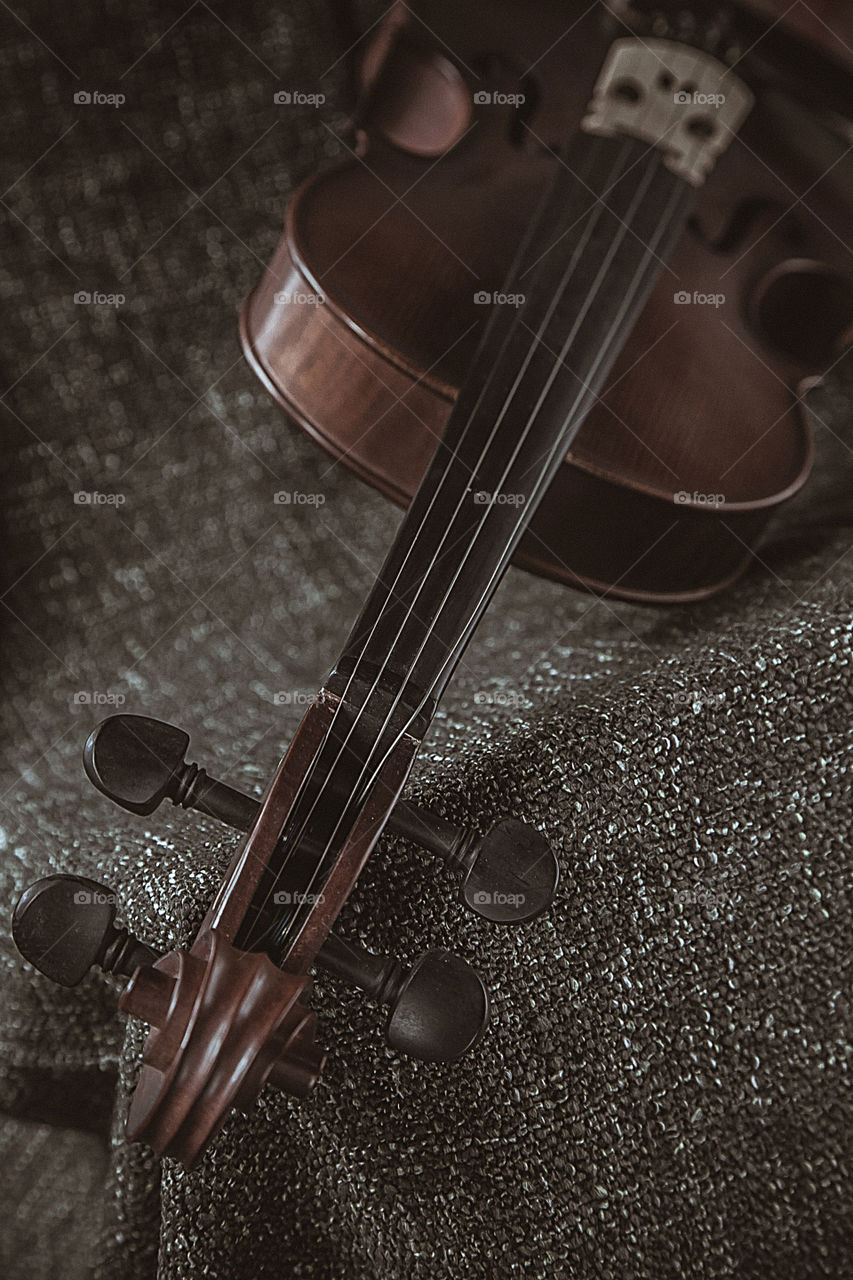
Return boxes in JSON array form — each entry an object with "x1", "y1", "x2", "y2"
[{"x1": 2, "y1": 3, "x2": 853, "y2": 1278}]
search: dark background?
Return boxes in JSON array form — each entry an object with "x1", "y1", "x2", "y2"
[{"x1": 2, "y1": 2, "x2": 853, "y2": 1277}]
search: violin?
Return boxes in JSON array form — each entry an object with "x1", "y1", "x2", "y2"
[
  {"x1": 243, "y1": 0, "x2": 853, "y2": 601},
  {"x1": 12, "y1": 0, "x2": 853, "y2": 1167}
]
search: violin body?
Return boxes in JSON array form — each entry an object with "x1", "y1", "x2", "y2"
[{"x1": 241, "y1": 0, "x2": 853, "y2": 601}]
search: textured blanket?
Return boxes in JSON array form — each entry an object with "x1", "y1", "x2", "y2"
[{"x1": 2, "y1": 3, "x2": 852, "y2": 1277}]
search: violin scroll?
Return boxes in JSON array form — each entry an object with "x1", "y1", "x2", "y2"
[
  {"x1": 13, "y1": 866, "x2": 491, "y2": 1158},
  {"x1": 120, "y1": 931, "x2": 322, "y2": 1164},
  {"x1": 12, "y1": 874, "x2": 323, "y2": 1164}
]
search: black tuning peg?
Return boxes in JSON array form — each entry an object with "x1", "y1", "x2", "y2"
[
  {"x1": 13, "y1": 874, "x2": 488, "y2": 1063},
  {"x1": 387, "y1": 803, "x2": 559, "y2": 925},
  {"x1": 317, "y1": 932, "x2": 489, "y2": 1063},
  {"x1": 12, "y1": 875, "x2": 159, "y2": 987},
  {"x1": 83, "y1": 714, "x2": 257, "y2": 831},
  {"x1": 84, "y1": 714, "x2": 558, "y2": 924}
]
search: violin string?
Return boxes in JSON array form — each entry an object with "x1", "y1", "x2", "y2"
[
  {"x1": 247, "y1": 137, "x2": 657, "y2": 951},
  {"x1": 412, "y1": 170, "x2": 689, "y2": 707},
  {"x1": 215, "y1": 134, "x2": 590, "y2": 943},
  {"x1": 247, "y1": 137, "x2": 676, "y2": 952},
  {"x1": 262, "y1": 146, "x2": 683, "y2": 951},
  {"x1": 280, "y1": 153, "x2": 689, "y2": 956},
  {"x1": 230, "y1": 136, "x2": 621, "y2": 945}
]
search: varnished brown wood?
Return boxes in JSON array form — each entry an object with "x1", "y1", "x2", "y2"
[{"x1": 241, "y1": 0, "x2": 853, "y2": 601}]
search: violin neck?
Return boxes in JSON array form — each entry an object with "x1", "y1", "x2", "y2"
[
  {"x1": 332, "y1": 133, "x2": 690, "y2": 714},
  {"x1": 332, "y1": 38, "x2": 752, "y2": 725}
]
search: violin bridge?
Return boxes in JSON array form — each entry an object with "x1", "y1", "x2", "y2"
[{"x1": 582, "y1": 38, "x2": 753, "y2": 186}]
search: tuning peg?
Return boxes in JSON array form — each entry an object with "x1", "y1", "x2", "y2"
[
  {"x1": 13, "y1": 873, "x2": 488, "y2": 1064},
  {"x1": 317, "y1": 932, "x2": 489, "y2": 1063},
  {"x1": 12, "y1": 875, "x2": 158, "y2": 987},
  {"x1": 84, "y1": 715, "x2": 558, "y2": 924},
  {"x1": 83, "y1": 714, "x2": 257, "y2": 830},
  {"x1": 387, "y1": 804, "x2": 559, "y2": 924}
]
